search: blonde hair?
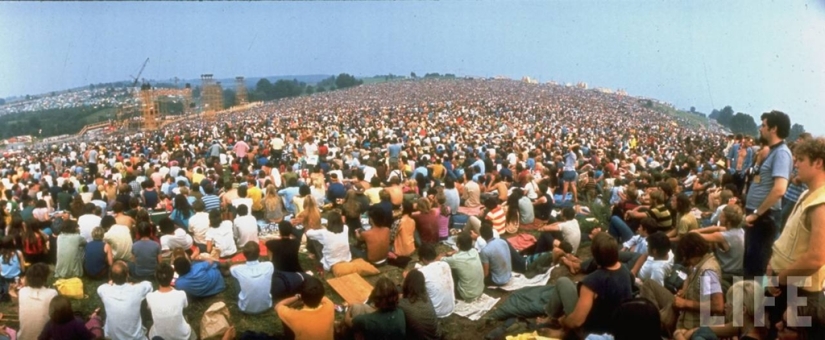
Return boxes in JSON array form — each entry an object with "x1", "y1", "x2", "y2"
[
  {"x1": 722, "y1": 204, "x2": 744, "y2": 229},
  {"x1": 264, "y1": 185, "x2": 282, "y2": 212},
  {"x1": 726, "y1": 280, "x2": 764, "y2": 318},
  {"x1": 302, "y1": 196, "x2": 321, "y2": 229},
  {"x1": 416, "y1": 198, "x2": 431, "y2": 212},
  {"x1": 91, "y1": 227, "x2": 105, "y2": 241}
]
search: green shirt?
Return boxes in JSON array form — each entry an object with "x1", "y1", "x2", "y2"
[
  {"x1": 352, "y1": 308, "x2": 406, "y2": 339},
  {"x1": 442, "y1": 249, "x2": 485, "y2": 301}
]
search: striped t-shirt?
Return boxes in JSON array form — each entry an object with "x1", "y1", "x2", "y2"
[
  {"x1": 486, "y1": 207, "x2": 507, "y2": 233},
  {"x1": 648, "y1": 205, "x2": 673, "y2": 230}
]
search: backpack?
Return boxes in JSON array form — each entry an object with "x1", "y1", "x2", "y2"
[{"x1": 449, "y1": 213, "x2": 470, "y2": 231}]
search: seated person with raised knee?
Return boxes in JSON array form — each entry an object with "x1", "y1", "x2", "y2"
[
  {"x1": 539, "y1": 232, "x2": 633, "y2": 338},
  {"x1": 173, "y1": 255, "x2": 226, "y2": 298}
]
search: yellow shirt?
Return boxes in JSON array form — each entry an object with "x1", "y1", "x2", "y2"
[{"x1": 248, "y1": 185, "x2": 263, "y2": 212}]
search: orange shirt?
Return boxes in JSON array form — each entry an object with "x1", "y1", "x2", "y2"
[{"x1": 276, "y1": 297, "x2": 335, "y2": 340}]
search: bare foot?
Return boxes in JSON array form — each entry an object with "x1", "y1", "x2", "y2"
[
  {"x1": 562, "y1": 256, "x2": 580, "y2": 274},
  {"x1": 535, "y1": 315, "x2": 553, "y2": 325}
]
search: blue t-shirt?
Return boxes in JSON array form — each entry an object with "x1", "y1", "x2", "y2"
[
  {"x1": 480, "y1": 238, "x2": 512, "y2": 285},
  {"x1": 0, "y1": 251, "x2": 22, "y2": 279},
  {"x1": 175, "y1": 261, "x2": 226, "y2": 297},
  {"x1": 746, "y1": 142, "x2": 792, "y2": 212},
  {"x1": 132, "y1": 240, "x2": 160, "y2": 278}
]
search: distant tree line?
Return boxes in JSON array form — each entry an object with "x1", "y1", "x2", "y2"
[
  {"x1": 410, "y1": 72, "x2": 456, "y2": 79},
  {"x1": 251, "y1": 73, "x2": 362, "y2": 102},
  {"x1": 0, "y1": 105, "x2": 116, "y2": 139},
  {"x1": 709, "y1": 105, "x2": 806, "y2": 141}
]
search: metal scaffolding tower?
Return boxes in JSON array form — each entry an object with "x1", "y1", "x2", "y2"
[{"x1": 235, "y1": 76, "x2": 248, "y2": 105}]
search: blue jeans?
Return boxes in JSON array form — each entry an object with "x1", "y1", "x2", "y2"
[
  {"x1": 608, "y1": 215, "x2": 634, "y2": 243},
  {"x1": 744, "y1": 212, "x2": 776, "y2": 279}
]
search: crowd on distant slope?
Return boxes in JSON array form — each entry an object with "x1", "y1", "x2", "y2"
[
  {"x1": 0, "y1": 79, "x2": 820, "y2": 340},
  {"x1": 0, "y1": 88, "x2": 128, "y2": 116}
]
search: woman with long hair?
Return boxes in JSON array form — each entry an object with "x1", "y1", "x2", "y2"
[
  {"x1": 54, "y1": 220, "x2": 86, "y2": 278},
  {"x1": 38, "y1": 296, "x2": 98, "y2": 339},
  {"x1": 341, "y1": 190, "x2": 363, "y2": 234},
  {"x1": 22, "y1": 219, "x2": 49, "y2": 264},
  {"x1": 345, "y1": 277, "x2": 405, "y2": 339},
  {"x1": 170, "y1": 195, "x2": 193, "y2": 231},
  {"x1": 504, "y1": 189, "x2": 522, "y2": 234},
  {"x1": 134, "y1": 209, "x2": 158, "y2": 241},
  {"x1": 294, "y1": 195, "x2": 321, "y2": 230},
  {"x1": 398, "y1": 269, "x2": 442, "y2": 339},
  {"x1": 305, "y1": 210, "x2": 351, "y2": 272},
  {"x1": 69, "y1": 195, "x2": 85, "y2": 219},
  {"x1": 263, "y1": 184, "x2": 286, "y2": 223},
  {"x1": 411, "y1": 198, "x2": 439, "y2": 245},
  {"x1": 0, "y1": 236, "x2": 24, "y2": 298}
]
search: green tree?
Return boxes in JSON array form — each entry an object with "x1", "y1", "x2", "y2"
[
  {"x1": 410, "y1": 72, "x2": 417, "y2": 79},
  {"x1": 222, "y1": 89, "x2": 236, "y2": 109},
  {"x1": 717, "y1": 106, "x2": 734, "y2": 127},
  {"x1": 256, "y1": 78, "x2": 274, "y2": 100},
  {"x1": 305, "y1": 86, "x2": 314, "y2": 95},
  {"x1": 192, "y1": 86, "x2": 201, "y2": 99},
  {"x1": 335, "y1": 73, "x2": 362, "y2": 89},
  {"x1": 729, "y1": 112, "x2": 758, "y2": 136},
  {"x1": 0, "y1": 98, "x2": 5, "y2": 105},
  {"x1": 709, "y1": 109, "x2": 720, "y2": 120},
  {"x1": 788, "y1": 123, "x2": 806, "y2": 142},
  {"x1": 316, "y1": 86, "x2": 326, "y2": 93}
]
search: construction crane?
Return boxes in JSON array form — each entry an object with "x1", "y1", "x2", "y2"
[{"x1": 130, "y1": 58, "x2": 150, "y2": 89}]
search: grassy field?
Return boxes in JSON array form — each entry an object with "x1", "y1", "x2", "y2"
[
  {"x1": 0, "y1": 205, "x2": 606, "y2": 339},
  {"x1": 650, "y1": 102, "x2": 709, "y2": 130},
  {"x1": 80, "y1": 107, "x2": 117, "y2": 125}
]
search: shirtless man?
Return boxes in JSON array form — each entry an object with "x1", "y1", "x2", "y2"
[
  {"x1": 732, "y1": 137, "x2": 753, "y2": 195},
  {"x1": 385, "y1": 177, "x2": 404, "y2": 209}
]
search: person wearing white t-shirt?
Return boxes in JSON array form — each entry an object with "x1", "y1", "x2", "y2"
[
  {"x1": 188, "y1": 202, "x2": 211, "y2": 252},
  {"x1": 147, "y1": 263, "x2": 197, "y2": 340},
  {"x1": 537, "y1": 207, "x2": 581, "y2": 254},
  {"x1": 636, "y1": 232, "x2": 673, "y2": 286},
  {"x1": 305, "y1": 218, "x2": 352, "y2": 271},
  {"x1": 98, "y1": 261, "x2": 153, "y2": 340},
  {"x1": 415, "y1": 243, "x2": 455, "y2": 318},
  {"x1": 233, "y1": 205, "x2": 259, "y2": 249},
  {"x1": 205, "y1": 210, "x2": 238, "y2": 259},
  {"x1": 78, "y1": 207, "x2": 102, "y2": 243},
  {"x1": 17, "y1": 264, "x2": 59, "y2": 340}
]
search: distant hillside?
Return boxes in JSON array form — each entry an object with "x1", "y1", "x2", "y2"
[{"x1": 178, "y1": 75, "x2": 333, "y2": 90}]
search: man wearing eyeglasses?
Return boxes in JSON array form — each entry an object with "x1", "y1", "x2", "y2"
[{"x1": 743, "y1": 111, "x2": 793, "y2": 280}]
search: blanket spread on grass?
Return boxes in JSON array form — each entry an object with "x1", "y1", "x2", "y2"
[
  {"x1": 452, "y1": 293, "x2": 501, "y2": 321},
  {"x1": 487, "y1": 266, "x2": 556, "y2": 291}
]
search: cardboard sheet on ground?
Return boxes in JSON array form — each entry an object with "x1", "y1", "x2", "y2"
[
  {"x1": 488, "y1": 266, "x2": 556, "y2": 291},
  {"x1": 452, "y1": 294, "x2": 500, "y2": 321},
  {"x1": 327, "y1": 273, "x2": 374, "y2": 305}
]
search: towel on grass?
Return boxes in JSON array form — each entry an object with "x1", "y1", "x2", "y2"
[
  {"x1": 488, "y1": 266, "x2": 556, "y2": 291},
  {"x1": 452, "y1": 294, "x2": 501, "y2": 321}
]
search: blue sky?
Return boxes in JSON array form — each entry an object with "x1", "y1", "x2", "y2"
[{"x1": 1, "y1": 1, "x2": 823, "y2": 134}]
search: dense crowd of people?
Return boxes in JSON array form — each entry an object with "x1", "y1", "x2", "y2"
[
  {"x1": 0, "y1": 79, "x2": 820, "y2": 340},
  {"x1": 0, "y1": 87, "x2": 128, "y2": 116}
]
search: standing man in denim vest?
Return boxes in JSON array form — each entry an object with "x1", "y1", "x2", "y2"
[{"x1": 743, "y1": 110, "x2": 793, "y2": 279}]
